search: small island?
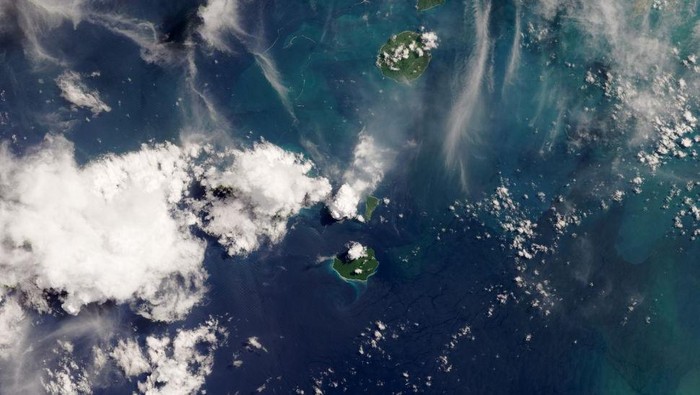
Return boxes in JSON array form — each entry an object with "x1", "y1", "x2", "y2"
[
  {"x1": 376, "y1": 31, "x2": 439, "y2": 83},
  {"x1": 332, "y1": 242, "x2": 379, "y2": 281},
  {"x1": 364, "y1": 195, "x2": 381, "y2": 221},
  {"x1": 417, "y1": 0, "x2": 445, "y2": 11}
]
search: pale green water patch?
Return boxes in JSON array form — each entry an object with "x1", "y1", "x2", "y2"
[{"x1": 417, "y1": 0, "x2": 445, "y2": 12}]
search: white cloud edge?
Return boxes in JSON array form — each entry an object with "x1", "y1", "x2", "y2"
[{"x1": 55, "y1": 71, "x2": 111, "y2": 115}]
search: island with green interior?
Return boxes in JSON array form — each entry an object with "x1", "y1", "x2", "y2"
[
  {"x1": 417, "y1": 0, "x2": 445, "y2": 11},
  {"x1": 332, "y1": 242, "x2": 379, "y2": 281},
  {"x1": 363, "y1": 195, "x2": 381, "y2": 221},
  {"x1": 376, "y1": 30, "x2": 439, "y2": 83}
]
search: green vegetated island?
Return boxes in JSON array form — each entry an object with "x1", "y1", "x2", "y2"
[
  {"x1": 332, "y1": 246, "x2": 379, "y2": 282},
  {"x1": 417, "y1": 0, "x2": 445, "y2": 11},
  {"x1": 364, "y1": 195, "x2": 380, "y2": 221},
  {"x1": 376, "y1": 31, "x2": 439, "y2": 83}
]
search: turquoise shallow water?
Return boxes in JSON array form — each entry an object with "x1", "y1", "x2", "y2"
[{"x1": 2, "y1": 0, "x2": 700, "y2": 393}]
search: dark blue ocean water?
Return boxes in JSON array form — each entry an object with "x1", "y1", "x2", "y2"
[{"x1": 2, "y1": 0, "x2": 700, "y2": 394}]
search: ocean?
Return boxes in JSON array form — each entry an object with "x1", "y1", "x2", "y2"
[{"x1": 1, "y1": 0, "x2": 700, "y2": 394}]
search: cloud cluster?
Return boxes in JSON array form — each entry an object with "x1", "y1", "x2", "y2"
[
  {"x1": 0, "y1": 134, "x2": 332, "y2": 325},
  {"x1": 29, "y1": 316, "x2": 225, "y2": 395},
  {"x1": 530, "y1": 0, "x2": 700, "y2": 167},
  {"x1": 196, "y1": 0, "x2": 245, "y2": 53},
  {"x1": 1, "y1": 309, "x2": 119, "y2": 394},
  {"x1": 0, "y1": 2, "x2": 335, "y2": 393},
  {"x1": 55, "y1": 71, "x2": 111, "y2": 115},
  {"x1": 43, "y1": 341, "x2": 93, "y2": 395},
  {"x1": 0, "y1": 296, "x2": 28, "y2": 359},
  {"x1": 327, "y1": 184, "x2": 361, "y2": 220},
  {"x1": 328, "y1": 133, "x2": 393, "y2": 221},
  {"x1": 0, "y1": 134, "x2": 332, "y2": 392},
  {"x1": 198, "y1": 141, "x2": 332, "y2": 255},
  {"x1": 112, "y1": 319, "x2": 226, "y2": 395},
  {"x1": 346, "y1": 241, "x2": 367, "y2": 261},
  {"x1": 0, "y1": 136, "x2": 206, "y2": 322}
]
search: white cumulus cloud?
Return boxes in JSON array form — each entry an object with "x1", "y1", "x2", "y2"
[
  {"x1": 328, "y1": 133, "x2": 393, "y2": 221},
  {"x1": 0, "y1": 134, "x2": 332, "y2": 323},
  {"x1": 327, "y1": 184, "x2": 360, "y2": 220},
  {"x1": 346, "y1": 241, "x2": 367, "y2": 261},
  {"x1": 111, "y1": 339, "x2": 150, "y2": 377},
  {"x1": 0, "y1": 132, "x2": 332, "y2": 393},
  {"x1": 198, "y1": 140, "x2": 332, "y2": 256},
  {"x1": 0, "y1": 133, "x2": 331, "y2": 395},
  {"x1": 112, "y1": 319, "x2": 226, "y2": 395},
  {"x1": 0, "y1": 135, "x2": 206, "y2": 322}
]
